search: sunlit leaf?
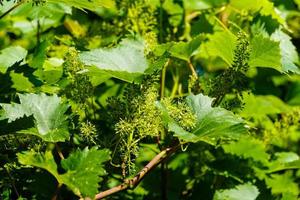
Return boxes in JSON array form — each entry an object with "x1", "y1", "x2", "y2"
[
  {"x1": 60, "y1": 147, "x2": 110, "y2": 198},
  {"x1": 162, "y1": 0, "x2": 183, "y2": 27},
  {"x1": 157, "y1": 94, "x2": 247, "y2": 145},
  {"x1": 184, "y1": 0, "x2": 227, "y2": 11},
  {"x1": 30, "y1": 40, "x2": 49, "y2": 69},
  {"x1": 268, "y1": 152, "x2": 300, "y2": 172},
  {"x1": 230, "y1": 0, "x2": 284, "y2": 24},
  {"x1": 249, "y1": 34, "x2": 282, "y2": 71},
  {"x1": 80, "y1": 37, "x2": 148, "y2": 82},
  {"x1": 265, "y1": 172, "x2": 299, "y2": 196},
  {"x1": 240, "y1": 93, "x2": 291, "y2": 118},
  {"x1": 33, "y1": 58, "x2": 64, "y2": 84},
  {"x1": 0, "y1": 46, "x2": 27, "y2": 73},
  {"x1": 17, "y1": 150, "x2": 59, "y2": 180},
  {"x1": 10, "y1": 72, "x2": 34, "y2": 92},
  {"x1": 202, "y1": 31, "x2": 237, "y2": 66},
  {"x1": 168, "y1": 36, "x2": 201, "y2": 61},
  {"x1": 48, "y1": 0, "x2": 115, "y2": 10},
  {"x1": 271, "y1": 30, "x2": 300, "y2": 74},
  {"x1": 0, "y1": 93, "x2": 69, "y2": 142},
  {"x1": 12, "y1": 2, "x2": 72, "y2": 19},
  {"x1": 214, "y1": 183, "x2": 259, "y2": 200},
  {"x1": 223, "y1": 137, "x2": 270, "y2": 164},
  {"x1": 18, "y1": 147, "x2": 111, "y2": 198}
]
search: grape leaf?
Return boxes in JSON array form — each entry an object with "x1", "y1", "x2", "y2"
[
  {"x1": 79, "y1": 38, "x2": 148, "y2": 82},
  {"x1": 157, "y1": 94, "x2": 247, "y2": 145},
  {"x1": 265, "y1": 172, "x2": 299, "y2": 196},
  {"x1": 223, "y1": 137, "x2": 270, "y2": 165},
  {"x1": 48, "y1": 0, "x2": 115, "y2": 10},
  {"x1": 249, "y1": 34, "x2": 282, "y2": 71},
  {"x1": 168, "y1": 36, "x2": 202, "y2": 61},
  {"x1": 0, "y1": 0, "x2": 15, "y2": 15},
  {"x1": 274, "y1": 152, "x2": 300, "y2": 164},
  {"x1": 204, "y1": 30, "x2": 298, "y2": 74},
  {"x1": 223, "y1": 139, "x2": 300, "y2": 172},
  {"x1": 10, "y1": 72, "x2": 34, "y2": 92},
  {"x1": 30, "y1": 40, "x2": 49, "y2": 69},
  {"x1": 0, "y1": 46, "x2": 27, "y2": 73},
  {"x1": 202, "y1": 31, "x2": 237, "y2": 67},
  {"x1": 60, "y1": 147, "x2": 110, "y2": 198},
  {"x1": 230, "y1": 0, "x2": 284, "y2": 24},
  {"x1": 163, "y1": 0, "x2": 182, "y2": 15},
  {"x1": 162, "y1": 0, "x2": 183, "y2": 27},
  {"x1": 33, "y1": 58, "x2": 64, "y2": 84},
  {"x1": 239, "y1": 93, "x2": 291, "y2": 118},
  {"x1": 271, "y1": 30, "x2": 300, "y2": 74},
  {"x1": 268, "y1": 152, "x2": 300, "y2": 172},
  {"x1": 9, "y1": 2, "x2": 71, "y2": 35},
  {"x1": 12, "y1": 2, "x2": 72, "y2": 20},
  {"x1": 184, "y1": 0, "x2": 227, "y2": 11},
  {"x1": 17, "y1": 147, "x2": 111, "y2": 198},
  {"x1": 17, "y1": 150, "x2": 60, "y2": 180},
  {"x1": 0, "y1": 93, "x2": 69, "y2": 142},
  {"x1": 213, "y1": 183, "x2": 259, "y2": 200},
  {"x1": 248, "y1": 29, "x2": 300, "y2": 74}
]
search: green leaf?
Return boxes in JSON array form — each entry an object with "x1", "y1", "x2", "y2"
[
  {"x1": 204, "y1": 29, "x2": 297, "y2": 74},
  {"x1": 265, "y1": 172, "x2": 299, "y2": 195},
  {"x1": 168, "y1": 36, "x2": 201, "y2": 61},
  {"x1": 162, "y1": 0, "x2": 183, "y2": 27},
  {"x1": 186, "y1": 94, "x2": 247, "y2": 144},
  {"x1": 17, "y1": 148, "x2": 111, "y2": 198},
  {"x1": 163, "y1": 0, "x2": 183, "y2": 15},
  {"x1": 10, "y1": 3, "x2": 71, "y2": 35},
  {"x1": 230, "y1": 0, "x2": 260, "y2": 11},
  {"x1": 0, "y1": 93, "x2": 69, "y2": 142},
  {"x1": 17, "y1": 150, "x2": 60, "y2": 180},
  {"x1": 10, "y1": 72, "x2": 34, "y2": 92},
  {"x1": 271, "y1": 30, "x2": 300, "y2": 74},
  {"x1": 274, "y1": 152, "x2": 299, "y2": 163},
  {"x1": 60, "y1": 147, "x2": 110, "y2": 198},
  {"x1": 48, "y1": 0, "x2": 115, "y2": 10},
  {"x1": 249, "y1": 34, "x2": 282, "y2": 71},
  {"x1": 239, "y1": 93, "x2": 291, "y2": 118},
  {"x1": 79, "y1": 38, "x2": 148, "y2": 82},
  {"x1": 184, "y1": 0, "x2": 227, "y2": 11},
  {"x1": 213, "y1": 183, "x2": 260, "y2": 200},
  {"x1": 268, "y1": 152, "x2": 300, "y2": 172},
  {"x1": 230, "y1": 0, "x2": 284, "y2": 24},
  {"x1": 203, "y1": 31, "x2": 237, "y2": 66},
  {"x1": 29, "y1": 40, "x2": 49, "y2": 69},
  {"x1": 0, "y1": 46, "x2": 27, "y2": 73},
  {"x1": 0, "y1": 0, "x2": 15, "y2": 15},
  {"x1": 157, "y1": 94, "x2": 247, "y2": 145},
  {"x1": 33, "y1": 58, "x2": 64, "y2": 84},
  {"x1": 12, "y1": 2, "x2": 72, "y2": 20},
  {"x1": 296, "y1": 0, "x2": 300, "y2": 8},
  {"x1": 223, "y1": 137, "x2": 270, "y2": 165}
]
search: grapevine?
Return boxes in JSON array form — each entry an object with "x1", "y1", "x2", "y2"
[{"x1": 0, "y1": 0, "x2": 300, "y2": 200}]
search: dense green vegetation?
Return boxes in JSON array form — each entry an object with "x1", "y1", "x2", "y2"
[{"x1": 0, "y1": 0, "x2": 300, "y2": 199}]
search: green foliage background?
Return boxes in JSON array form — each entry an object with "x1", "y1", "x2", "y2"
[{"x1": 0, "y1": 0, "x2": 300, "y2": 199}]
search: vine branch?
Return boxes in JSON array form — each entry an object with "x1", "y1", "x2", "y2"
[{"x1": 87, "y1": 144, "x2": 180, "y2": 200}]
